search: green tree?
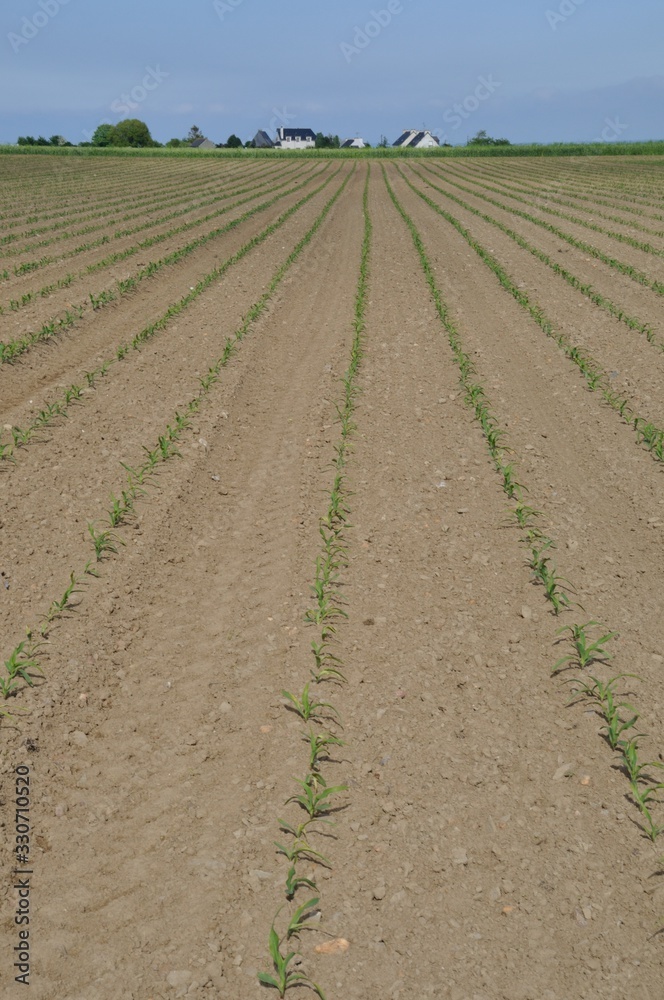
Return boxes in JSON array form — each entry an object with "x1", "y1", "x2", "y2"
[
  {"x1": 110, "y1": 119, "x2": 155, "y2": 148},
  {"x1": 467, "y1": 129, "x2": 510, "y2": 147},
  {"x1": 186, "y1": 125, "x2": 205, "y2": 143},
  {"x1": 226, "y1": 133, "x2": 242, "y2": 148},
  {"x1": 315, "y1": 133, "x2": 341, "y2": 149},
  {"x1": 378, "y1": 134, "x2": 389, "y2": 148},
  {"x1": 91, "y1": 123, "x2": 116, "y2": 147}
]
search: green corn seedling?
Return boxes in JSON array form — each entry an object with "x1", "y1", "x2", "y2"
[
  {"x1": 277, "y1": 817, "x2": 314, "y2": 841},
  {"x1": 4, "y1": 641, "x2": 43, "y2": 692},
  {"x1": 618, "y1": 736, "x2": 664, "y2": 785},
  {"x1": 630, "y1": 779, "x2": 664, "y2": 841},
  {"x1": 286, "y1": 774, "x2": 347, "y2": 821},
  {"x1": 11, "y1": 426, "x2": 31, "y2": 449},
  {"x1": 274, "y1": 838, "x2": 331, "y2": 869},
  {"x1": 88, "y1": 523, "x2": 124, "y2": 561},
  {"x1": 257, "y1": 924, "x2": 326, "y2": 998},
  {"x1": 0, "y1": 675, "x2": 20, "y2": 699},
  {"x1": 306, "y1": 731, "x2": 344, "y2": 772},
  {"x1": 309, "y1": 639, "x2": 346, "y2": 685},
  {"x1": 513, "y1": 503, "x2": 542, "y2": 528},
  {"x1": 63, "y1": 384, "x2": 83, "y2": 405},
  {"x1": 284, "y1": 866, "x2": 318, "y2": 901},
  {"x1": 285, "y1": 897, "x2": 320, "y2": 939},
  {"x1": 45, "y1": 572, "x2": 82, "y2": 620},
  {"x1": 282, "y1": 684, "x2": 340, "y2": 724},
  {"x1": 567, "y1": 673, "x2": 640, "y2": 749},
  {"x1": 552, "y1": 620, "x2": 617, "y2": 674},
  {"x1": 304, "y1": 594, "x2": 348, "y2": 627}
]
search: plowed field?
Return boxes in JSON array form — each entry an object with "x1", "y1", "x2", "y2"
[{"x1": 1, "y1": 154, "x2": 663, "y2": 1000}]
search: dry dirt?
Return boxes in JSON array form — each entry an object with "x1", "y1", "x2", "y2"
[{"x1": 1, "y1": 154, "x2": 663, "y2": 1000}]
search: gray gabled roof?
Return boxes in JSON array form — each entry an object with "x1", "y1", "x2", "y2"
[
  {"x1": 253, "y1": 130, "x2": 274, "y2": 148},
  {"x1": 393, "y1": 131, "x2": 412, "y2": 147}
]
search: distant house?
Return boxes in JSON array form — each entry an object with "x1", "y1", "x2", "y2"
[
  {"x1": 275, "y1": 127, "x2": 316, "y2": 150},
  {"x1": 189, "y1": 137, "x2": 216, "y2": 150},
  {"x1": 340, "y1": 137, "x2": 367, "y2": 149},
  {"x1": 253, "y1": 130, "x2": 274, "y2": 148},
  {"x1": 393, "y1": 129, "x2": 440, "y2": 149}
]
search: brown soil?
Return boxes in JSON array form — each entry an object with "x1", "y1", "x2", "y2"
[{"x1": 1, "y1": 156, "x2": 663, "y2": 1000}]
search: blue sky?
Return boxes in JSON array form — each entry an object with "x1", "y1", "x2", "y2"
[{"x1": 0, "y1": 0, "x2": 662, "y2": 146}]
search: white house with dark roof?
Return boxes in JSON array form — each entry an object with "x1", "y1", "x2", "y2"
[
  {"x1": 393, "y1": 129, "x2": 440, "y2": 149},
  {"x1": 189, "y1": 137, "x2": 216, "y2": 150},
  {"x1": 275, "y1": 127, "x2": 316, "y2": 149},
  {"x1": 340, "y1": 137, "x2": 367, "y2": 149}
]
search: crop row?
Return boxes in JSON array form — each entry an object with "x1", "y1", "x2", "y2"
[
  {"x1": 440, "y1": 176, "x2": 664, "y2": 300},
  {"x1": 0, "y1": 160, "x2": 283, "y2": 263},
  {"x1": 0, "y1": 161, "x2": 298, "y2": 272},
  {"x1": 0, "y1": 159, "x2": 230, "y2": 225},
  {"x1": 0, "y1": 163, "x2": 326, "y2": 366},
  {"x1": 0, "y1": 162, "x2": 241, "y2": 243},
  {"x1": 0, "y1": 160, "x2": 303, "y2": 309},
  {"x1": 438, "y1": 163, "x2": 664, "y2": 262},
  {"x1": 467, "y1": 159, "x2": 664, "y2": 212},
  {"x1": 398, "y1": 166, "x2": 664, "y2": 463},
  {"x1": 259, "y1": 167, "x2": 371, "y2": 999},
  {"x1": 0, "y1": 165, "x2": 343, "y2": 462},
  {"x1": 464, "y1": 158, "x2": 664, "y2": 218},
  {"x1": 1, "y1": 168, "x2": 353, "y2": 710},
  {"x1": 411, "y1": 164, "x2": 663, "y2": 352},
  {"x1": 453, "y1": 162, "x2": 664, "y2": 237},
  {"x1": 384, "y1": 166, "x2": 664, "y2": 852}
]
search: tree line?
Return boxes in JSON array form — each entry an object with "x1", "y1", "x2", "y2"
[{"x1": 15, "y1": 121, "x2": 510, "y2": 150}]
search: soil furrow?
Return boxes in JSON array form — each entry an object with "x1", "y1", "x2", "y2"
[
  {"x1": 385, "y1": 163, "x2": 664, "y2": 736},
  {"x1": 0, "y1": 167, "x2": 353, "y2": 639},
  {"x1": 405, "y1": 163, "x2": 664, "y2": 431},
  {"x1": 1, "y1": 163, "x2": 368, "y2": 1000},
  {"x1": 0, "y1": 166, "x2": 329, "y2": 416}
]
